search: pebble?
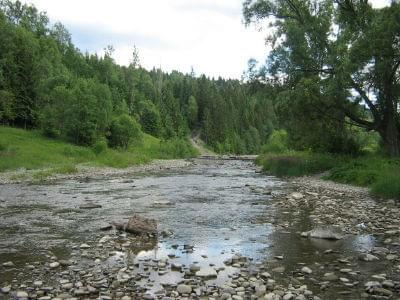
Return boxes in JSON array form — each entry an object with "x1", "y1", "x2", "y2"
[
  {"x1": 16, "y1": 291, "x2": 29, "y2": 298},
  {"x1": 49, "y1": 262, "x2": 60, "y2": 268},
  {"x1": 2, "y1": 261, "x2": 14, "y2": 267},
  {"x1": 177, "y1": 284, "x2": 192, "y2": 294},
  {"x1": 301, "y1": 266, "x2": 312, "y2": 274}
]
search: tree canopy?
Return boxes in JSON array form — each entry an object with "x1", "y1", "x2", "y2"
[
  {"x1": 0, "y1": 0, "x2": 277, "y2": 154},
  {"x1": 243, "y1": 0, "x2": 400, "y2": 156}
]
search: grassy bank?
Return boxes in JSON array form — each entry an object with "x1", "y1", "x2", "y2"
[
  {"x1": 0, "y1": 126, "x2": 198, "y2": 177},
  {"x1": 257, "y1": 152, "x2": 400, "y2": 199}
]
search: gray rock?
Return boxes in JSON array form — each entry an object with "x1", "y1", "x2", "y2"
[
  {"x1": 301, "y1": 266, "x2": 312, "y2": 274},
  {"x1": 177, "y1": 284, "x2": 192, "y2": 294},
  {"x1": 2, "y1": 261, "x2": 14, "y2": 267},
  {"x1": 291, "y1": 192, "x2": 304, "y2": 200},
  {"x1": 283, "y1": 293, "x2": 294, "y2": 300},
  {"x1": 305, "y1": 226, "x2": 344, "y2": 240},
  {"x1": 323, "y1": 272, "x2": 338, "y2": 281},
  {"x1": 359, "y1": 253, "x2": 379, "y2": 262},
  {"x1": 264, "y1": 293, "x2": 279, "y2": 300},
  {"x1": 196, "y1": 267, "x2": 218, "y2": 278},
  {"x1": 49, "y1": 262, "x2": 60, "y2": 268},
  {"x1": 261, "y1": 272, "x2": 271, "y2": 278},
  {"x1": 189, "y1": 264, "x2": 201, "y2": 273},
  {"x1": 33, "y1": 281, "x2": 43, "y2": 287},
  {"x1": 171, "y1": 263, "x2": 182, "y2": 271},
  {"x1": 16, "y1": 291, "x2": 29, "y2": 298}
]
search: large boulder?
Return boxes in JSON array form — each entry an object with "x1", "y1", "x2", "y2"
[
  {"x1": 112, "y1": 214, "x2": 157, "y2": 235},
  {"x1": 302, "y1": 226, "x2": 344, "y2": 240}
]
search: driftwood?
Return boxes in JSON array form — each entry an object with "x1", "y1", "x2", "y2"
[{"x1": 110, "y1": 214, "x2": 157, "y2": 235}]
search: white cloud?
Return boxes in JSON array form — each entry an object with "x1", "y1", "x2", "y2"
[
  {"x1": 22, "y1": 0, "x2": 269, "y2": 79},
  {"x1": 370, "y1": 0, "x2": 391, "y2": 8},
  {"x1": 21, "y1": 0, "x2": 389, "y2": 79}
]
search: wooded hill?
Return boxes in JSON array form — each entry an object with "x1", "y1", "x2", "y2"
[{"x1": 0, "y1": 0, "x2": 277, "y2": 154}]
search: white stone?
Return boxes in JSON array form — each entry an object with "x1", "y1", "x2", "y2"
[
  {"x1": 177, "y1": 284, "x2": 192, "y2": 294},
  {"x1": 49, "y1": 262, "x2": 60, "y2": 268},
  {"x1": 301, "y1": 266, "x2": 312, "y2": 274},
  {"x1": 195, "y1": 267, "x2": 218, "y2": 278}
]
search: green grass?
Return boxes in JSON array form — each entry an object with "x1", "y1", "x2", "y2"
[
  {"x1": 326, "y1": 156, "x2": 400, "y2": 199},
  {"x1": 0, "y1": 126, "x2": 198, "y2": 173},
  {"x1": 257, "y1": 151, "x2": 400, "y2": 199},
  {"x1": 256, "y1": 151, "x2": 341, "y2": 177}
]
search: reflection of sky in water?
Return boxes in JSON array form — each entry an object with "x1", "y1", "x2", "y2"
[{"x1": 0, "y1": 159, "x2": 387, "y2": 297}]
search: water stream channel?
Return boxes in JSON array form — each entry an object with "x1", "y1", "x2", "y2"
[{"x1": 0, "y1": 159, "x2": 396, "y2": 299}]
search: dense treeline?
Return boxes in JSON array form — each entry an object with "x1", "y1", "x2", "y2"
[
  {"x1": 0, "y1": 0, "x2": 277, "y2": 154},
  {"x1": 244, "y1": 0, "x2": 400, "y2": 157}
]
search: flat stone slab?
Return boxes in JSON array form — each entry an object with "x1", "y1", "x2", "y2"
[{"x1": 195, "y1": 267, "x2": 218, "y2": 278}]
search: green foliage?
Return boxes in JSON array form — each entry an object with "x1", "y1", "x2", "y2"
[
  {"x1": 257, "y1": 151, "x2": 400, "y2": 199},
  {"x1": 0, "y1": 1, "x2": 278, "y2": 155},
  {"x1": 274, "y1": 78, "x2": 361, "y2": 155},
  {"x1": 32, "y1": 164, "x2": 77, "y2": 182},
  {"x1": 108, "y1": 114, "x2": 142, "y2": 149},
  {"x1": 92, "y1": 139, "x2": 107, "y2": 155},
  {"x1": 257, "y1": 152, "x2": 338, "y2": 177},
  {"x1": 243, "y1": 0, "x2": 400, "y2": 156},
  {"x1": 187, "y1": 95, "x2": 198, "y2": 129},
  {"x1": 261, "y1": 129, "x2": 288, "y2": 153},
  {"x1": 138, "y1": 100, "x2": 161, "y2": 137},
  {"x1": 0, "y1": 126, "x2": 197, "y2": 173},
  {"x1": 64, "y1": 78, "x2": 112, "y2": 145},
  {"x1": 371, "y1": 172, "x2": 400, "y2": 199},
  {"x1": 157, "y1": 138, "x2": 199, "y2": 159}
]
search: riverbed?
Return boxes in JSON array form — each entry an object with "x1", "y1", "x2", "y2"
[{"x1": 0, "y1": 159, "x2": 399, "y2": 299}]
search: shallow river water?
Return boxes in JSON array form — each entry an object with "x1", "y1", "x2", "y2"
[{"x1": 0, "y1": 159, "x2": 395, "y2": 299}]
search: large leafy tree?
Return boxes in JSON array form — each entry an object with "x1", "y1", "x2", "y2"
[{"x1": 244, "y1": 0, "x2": 400, "y2": 156}]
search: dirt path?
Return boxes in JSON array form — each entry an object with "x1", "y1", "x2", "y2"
[{"x1": 190, "y1": 132, "x2": 217, "y2": 157}]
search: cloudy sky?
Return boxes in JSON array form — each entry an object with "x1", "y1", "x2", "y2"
[{"x1": 22, "y1": 0, "x2": 391, "y2": 79}]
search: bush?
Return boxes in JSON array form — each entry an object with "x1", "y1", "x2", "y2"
[
  {"x1": 108, "y1": 114, "x2": 142, "y2": 149},
  {"x1": 371, "y1": 172, "x2": 400, "y2": 199},
  {"x1": 0, "y1": 142, "x2": 6, "y2": 151},
  {"x1": 261, "y1": 130, "x2": 288, "y2": 153},
  {"x1": 92, "y1": 139, "x2": 108, "y2": 155},
  {"x1": 158, "y1": 138, "x2": 198, "y2": 159},
  {"x1": 257, "y1": 151, "x2": 339, "y2": 177}
]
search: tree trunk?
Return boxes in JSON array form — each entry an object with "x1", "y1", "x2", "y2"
[{"x1": 379, "y1": 116, "x2": 400, "y2": 157}]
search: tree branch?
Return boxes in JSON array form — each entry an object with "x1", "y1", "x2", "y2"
[{"x1": 349, "y1": 77, "x2": 381, "y2": 123}]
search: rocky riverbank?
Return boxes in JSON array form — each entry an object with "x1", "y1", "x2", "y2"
[
  {"x1": 1, "y1": 162, "x2": 399, "y2": 299},
  {"x1": 0, "y1": 159, "x2": 193, "y2": 184}
]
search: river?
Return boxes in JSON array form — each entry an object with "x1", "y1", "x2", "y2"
[{"x1": 0, "y1": 159, "x2": 397, "y2": 299}]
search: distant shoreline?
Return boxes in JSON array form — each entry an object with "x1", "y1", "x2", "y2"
[{"x1": 0, "y1": 159, "x2": 194, "y2": 185}]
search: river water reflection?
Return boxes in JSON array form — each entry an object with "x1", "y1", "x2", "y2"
[{"x1": 0, "y1": 159, "x2": 390, "y2": 299}]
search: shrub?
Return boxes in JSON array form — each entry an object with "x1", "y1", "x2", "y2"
[
  {"x1": 158, "y1": 138, "x2": 198, "y2": 158},
  {"x1": 261, "y1": 130, "x2": 288, "y2": 153},
  {"x1": 0, "y1": 142, "x2": 6, "y2": 151},
  {"x1": 92, "y1": 139, "x2": 108, "y2": 155},
  {"x1": 108, "y1": 114, "x2": 142, "y2": 149},
  {"x1": 371, "y1": 172, "x2": 400, "y2": 199},
  {"x1": 258, "y1": 152, "x2": 338, "y2": 177}
]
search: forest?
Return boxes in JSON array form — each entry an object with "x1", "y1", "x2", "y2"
[
  {"x1": 0, "y1": 0, "x2": 277, "y2": 155},
  {"x1": 0, "y1": 0, "x2": 399, "y2": 197}
]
